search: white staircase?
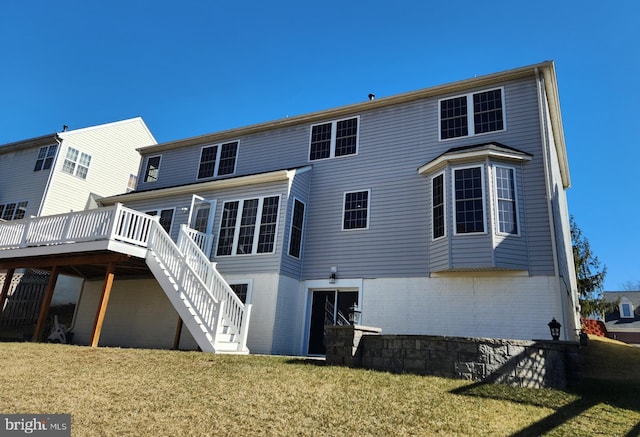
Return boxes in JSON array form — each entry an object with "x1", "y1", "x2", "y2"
[{"x1": 145, "y1": 223, "x2": 252, "y2": 354}]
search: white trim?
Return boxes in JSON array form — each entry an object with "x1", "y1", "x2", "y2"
[
  {"x1": 227, "y1": 279, "x2": 254, "y2": 304},
  {"x1": 418, "y1": 145, "x2": 531, "y2": 175},
  {"x1": 438, "y1": 87, "x2": 506, "y2": 141},
  {"x1": 215, "y1": 194, "x2": 282, "y2": 257},
  {"x1": 287, "y1": 197, "x2": 306, "y2": 259},
  {"x1": 308, "y1": 115, "x2": 360, "y2": 162},
  {"x1": 620, "y1": 297, "x2": 634, "y2": 319},
  {"x1": 430, "y1": 171, "x2": 446, "y2": 241},
  {"x1": 341, "y1": 189, "x2": 371, "y2": 231},
  {"x1": 493, "y1": 164, "x2": 521, "y2": 236},
  {"x1": 451, "y1": 164, "x2": 487, "y2": 236},
  {"x1": 143, "y1": 155, "x2": 162, "y2": 183},
  {"x1": 196, "y1": 140, "x2": 239, "y2": 180}
]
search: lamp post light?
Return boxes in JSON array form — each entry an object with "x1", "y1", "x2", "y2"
[
  {"x1": 348, "y1": 305, "x2": 361, "y2": 326},
  {"x1": 548, "y1": 318, "x2": 561, "y2": 341}
]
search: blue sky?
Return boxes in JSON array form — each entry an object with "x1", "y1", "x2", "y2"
[{"x1": 1, "y1": 1, "x2": 638, "y2": 290}]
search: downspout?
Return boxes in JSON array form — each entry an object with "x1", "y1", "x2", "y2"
[
  {"x1": 37, "y1": 134, "x2": 63, "y2": 217},
  {"x1": 535, "y1": 68, "x2": 568, "y2": 340}
]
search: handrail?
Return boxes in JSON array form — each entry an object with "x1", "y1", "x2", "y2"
[{"x1": 176, "y1": 225, "x2": 248, "y2": 344}]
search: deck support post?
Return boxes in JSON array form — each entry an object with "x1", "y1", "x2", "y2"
[
  {"x1": 0, "y1": 268, "x2": 16, "y2": 319},
  {"x1": 90, "y1": 262, "x2": 115, "y2": 347},
  {"x1": 33, "y1": 266, "x2": 59, "y2": 342}
]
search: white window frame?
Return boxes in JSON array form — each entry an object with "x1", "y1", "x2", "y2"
[
  {"x1": 342, "y1": 189, "x2": 371, "y2": 231},
  {"x1": 431, "y1": 171, "x2": 446, "y2": 241},
  {"x1": 62, "y1": 147, "x2": 92, "y2": 179},
  {"x1": 620, "y1": 299, "x2": 634, "y2": 319},
  {"x1": 287, "y1": 197, "x2": 306, "y2": 259},
  {"x1": 308, "y1": 116, "x2": 360, "y2": 162},
  {"x1": 144, "y1": 155, "x2": 162, "y2": 183},
  {"x1": 0, "y1": 201, "x2": 28, "y2": 221},
  {"x1": 438, "y1": 87, "x2": 506, "y2": 141},
  {"x1": 215, "y1": 194, "x2": 281, "y2": 257},
  {"x1": 227, "y1": 279, "x2": 254, "y2": 304},
  {"x1": 493, "y1": 165, "x2": 520, "y2": 236},
  {"x1": 196, "y1": 141, "x2": 239, "y2": 180},
  {"x1": 452, "y1": 165, "x2": 486, "y2": 236},
  {"x1": 34, "y1": 144, "x2": 58, "y2": 172}
]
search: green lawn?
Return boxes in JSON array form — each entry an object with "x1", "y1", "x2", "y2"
[{"x1": 0, "y1": 336, "x2": 639, "y2": 436}]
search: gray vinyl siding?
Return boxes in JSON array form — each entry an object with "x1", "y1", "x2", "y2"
[
  {"x1": 0, "y1": 145, "x2": 53, "y2": 218},
  {"x1": 132, "y1": 76, "x2": 557, "y2": 280},
  {"x1": 280, "y1": 169, "x2": 312, "y2": 280}
]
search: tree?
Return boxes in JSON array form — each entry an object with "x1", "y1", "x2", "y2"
[
  {"x1": 622, "y1": 280, "x2": 640, "y2": 291},
  {"x1": 570, "y1": 215, "x2": 612, "y2": 318}
]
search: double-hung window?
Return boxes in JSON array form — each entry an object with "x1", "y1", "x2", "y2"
[
  {"x1": 343, "y1": 190, "x2": 370, "y2": 230},
  {"x1": 34, "y1": 144, "x2": 58, "y2": 171},
  {"x1": 309, "y1": 117, "x2": 359, "y2": 161},
  {"x1": 146, "y1": 209, "x2": 174, "y2": 234},
  {"x1": 494, "y1": 166, "x2": 519, "y2": 235},
  {"x1": 216, "y1": 196, "x2": 280, "y2": 256},
  {"x1": 440, "y1": 88, "x2": 504, "y2": 140},
  {"x1": 0, "y1": 201, "x2": 28, "y2": 221},
  {"x1": 144, "y1": 156, "x2": 161, "y2": 182},
  {"x1": 62, "y1": 147, "x2": 92, "y2": 179},
  {"x1": 197, "y1": 141, "x2": 238, "y2": 179},
  {"x1": 431, "y1": 173, "x2": 445, "y2": 239},
  {"x1": 453, "y1": 166, "x2": 485, "y2": 234},
  {"x1": 288, "y1": 199, "x2": 306, "y2": 258}
]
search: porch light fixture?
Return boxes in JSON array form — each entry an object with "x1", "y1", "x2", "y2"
[
  {"x1": 180, "y1": 207, "x2": 189, "y2": 214},
  {"x1": 348, "y1": 305, "x2": 361, "y2": 325},
  {"x1": 548, "y1": 318, "x2": 561, "y2": 341},
  {"x1": 329, "y1": 272, "x2": 336, "y2": 284}
]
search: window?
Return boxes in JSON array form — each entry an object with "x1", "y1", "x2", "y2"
[
  {"x1": 127, "y1": 174, "x2": 137, "y2": 192},
  {"x1": 454, "y1": 166, "x2": 485, "y2": 234},
  {"x1": 61, "y1": 147, "x2": 91, "y2": 179},
  {"x1": 34, "y1": 144, "x2": 57, "y2": 171},
  {"x1": 146, "y1": 209, "x2": 174, "y2": 234},
  {"x1": 343, "y1": 190, "x2": 370, "y2": 230},
  {"x1": 440, "y1": 88, "x2": 504, "y2": 140},
  {"x1": 495, "y1": 166, "x2": 519, "y2": 235},
  {"x1": 229, "y1": 283, "x2": 249, "y2": 304},
  {"x1": 432, "y1": 173, "x2": 445, "y2": 239},
  {"x1": 144, "y1": 156, "x2": 161, "y2": 182},
  {"x1": 288, "y1": 199, "x2": 306, "y2": 258},
  {"x1": 0, "y1": 201, "x2": 27, "y2": 221},
  {"x1": 309, "y1": 117, "x2": 359, "y2": 160},
  {"x1": 197, "y1": 141, "x2": 238, "y2": 179},
  {"x1": 621, "y1": 302, "x2": 634, "y2": 318},
  {"x1": 216, "y1": 196, "x2": 280, "y2": 256}
]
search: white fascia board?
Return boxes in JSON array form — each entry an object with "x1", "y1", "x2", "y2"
[{"x1": 418, "y1": 148, "x2": 532, "y2": 175}]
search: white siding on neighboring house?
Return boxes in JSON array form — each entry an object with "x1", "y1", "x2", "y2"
[{"x1": 41, "y1": 118, "x2": 156, "y2": 216}]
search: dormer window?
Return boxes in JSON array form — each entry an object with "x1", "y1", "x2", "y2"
[{"x1": 620, "y1": 298, "x2": 634, "y2": 318}]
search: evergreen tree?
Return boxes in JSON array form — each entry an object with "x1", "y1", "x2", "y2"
[{"x1": 570, "y1": 215, "x2": 612, "y2": 317}]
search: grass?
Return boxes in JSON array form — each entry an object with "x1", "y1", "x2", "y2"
[{"x1": 0, "y1": 336, "x2": 638, "y2": 436}]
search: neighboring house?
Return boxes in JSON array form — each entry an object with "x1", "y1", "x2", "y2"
[
  {"x1": 603, "y1": 291, "x2": 640, "y2": 345},
  {"x1": 0, "y1": 118, "x2": 156, "y2": 330},
  {"x1": 0, "y1": 61, "x2": 580, "y2": 356}
]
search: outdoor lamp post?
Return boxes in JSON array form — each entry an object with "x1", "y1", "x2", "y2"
[
  {"x1": 348, "y1": 305, "x2": 361, "y2": 325},
  {"x1": 548, "y1": 318, "x2": 561, "y2": 341}
]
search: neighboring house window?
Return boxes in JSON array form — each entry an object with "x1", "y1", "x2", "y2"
[
  {"x1": 432, "y1": 173, "x2": 445, "y2": 239},
  {"x1": 288, "y1": 199, "x2": 305, "y2": 258},
  {"x1": 494, "y1": 166, "x2": 519, "y2": 235},
  {"x1": 216, "y1": 196, "x2": 280, "y2": 256},
  {"x1": 127, "y1": 174, "x2": 137, "y2": 192},
  {"x1": 453, "y1": 166, "x2": 485, "y2": 234},
  {"x1": 34, "y1": 144, "x2": 58, "y2": 171},
  {"x1": 197, "y1": 141, "x2": 239, "y2": 179},
  {"x1": 144, "y1": 156, "x2": 161, "y2": 182},
  {"x1": 62, "y1": 147, "x2": 91, "y2": 179},
  {"x1": 343, "y1": 190, "x2": 370, "y2": 230},
  {"x1": 621, "y1": 302, "x2": 634, "y2": 318},
  {"x1": 440, "y1": 88, "x2": 504, "y2": 140},
  {"x1": 309, "y1": 117, "x2": 359, "y2": 161},
  {"x1": 229, "y1": 283, "x2": 248, "y2": 304},
  {"x1": 146, "y1": 209, "x2": 174, "y2": 234},
  {"x1": 0, "y1": 201, "x2": 27, "y2": 221}
]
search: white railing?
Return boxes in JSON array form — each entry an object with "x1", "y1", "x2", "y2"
[
  {"x1": 0, "y1": 203, "x2": 157, "y2": 250},
  {"x1": 180, "y1": 226, "x2": 213, "y2": 257},
  {"x1": 175, "y1": 224, "x2": 251, "y2": 349}
]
